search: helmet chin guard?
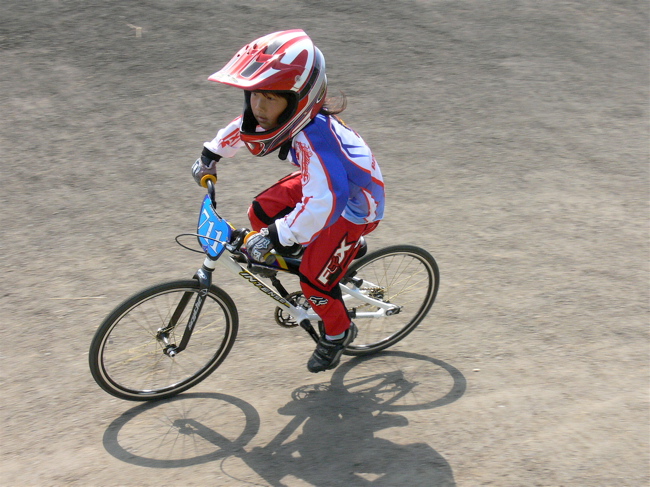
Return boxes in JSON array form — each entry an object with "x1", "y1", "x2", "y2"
[{"x1": 209, "y1": 29, "x2": 327, "y2": 156}]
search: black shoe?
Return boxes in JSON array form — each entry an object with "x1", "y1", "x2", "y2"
[{"x1": 307, "y1": 323, "x2": 357, "y2": 373}]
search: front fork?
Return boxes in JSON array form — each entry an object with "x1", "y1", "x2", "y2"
[
  {"x1": 160, "y1": 255, "x2": 324, "y2": 358},
  {"x1": 160, "y1": 257, "x2": 216, "y2": 357}
]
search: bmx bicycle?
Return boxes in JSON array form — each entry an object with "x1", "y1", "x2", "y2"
[{"x1": 89, "y1": 181, "x2": 439, "y2": 401}]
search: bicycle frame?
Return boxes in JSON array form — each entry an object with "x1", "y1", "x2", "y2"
[
  {"x1": 187, "y1": 185, "x2": 400, "y2": 345},
  {"x1": 90, "y1": 181, "x2": 437, "y2": 401}
]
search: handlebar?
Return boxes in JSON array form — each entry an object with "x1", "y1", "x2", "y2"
[{"x1": 205, "y1": 177, "x2": 217, "y2": 209}]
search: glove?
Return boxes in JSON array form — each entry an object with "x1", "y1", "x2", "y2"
[
  {"x1": 267, "y1": 223, "x2": 303, "y2": 257},
  {"x1": 244, "y1": 229, "x2": 275, "y2": 264},
  {"x1": 192, "y1": 152, "x2": 219, "y2": 188}
]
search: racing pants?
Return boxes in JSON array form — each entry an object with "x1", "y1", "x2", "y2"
[{"x1": 248, "y1": 172, "x2": 379, "y2": 336}]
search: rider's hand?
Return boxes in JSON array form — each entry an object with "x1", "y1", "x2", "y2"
[
  {"x1": 244, "y1": 229, "x2": 275, "y2": 264},
  {"x1": 192, "y1": 150, "x2": 220, "y2": 188},
  {"x1": 267, "y1": 223, "x2": 303, "y2": 257}
]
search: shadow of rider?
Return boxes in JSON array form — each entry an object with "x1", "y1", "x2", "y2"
[{"x1": 242, "y1": 379, "x2": 455, "y2": 486}]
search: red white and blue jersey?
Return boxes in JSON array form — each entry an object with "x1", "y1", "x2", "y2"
[{"x1": 204, "y1": 114, "x2": 385, "y2": 247}]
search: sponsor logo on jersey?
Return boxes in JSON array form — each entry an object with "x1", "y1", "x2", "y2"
[
  {"x1": 219, "y1": 127, "x2": 240, "y2": 148},
  {"x1": 295, "y1": 141, "x2": 312, "y2": 184}
]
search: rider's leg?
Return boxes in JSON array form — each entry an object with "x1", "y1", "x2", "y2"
[
  {"x1": 299, "y1": 218, "x2": 379, "y2": 372},
  {"x1": 298, "y1": 220, "x2": 364, "y2": 333},
  {"x1": 299, "y1": 218, "x2": 380, "y2": 335},
  {"x1": 247, "y1": 171, "x2": 302, "y2": 231}
]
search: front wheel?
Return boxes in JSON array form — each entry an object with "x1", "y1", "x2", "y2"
[
  {"x1": 89, "y1": 280, "x2": 238, "y2": 401},
  {"x1": 343, "y1": 245, "x2": 439, "y2": 356}
]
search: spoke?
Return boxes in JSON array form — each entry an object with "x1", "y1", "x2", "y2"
[
  {"x1": 98, "y1": 286, "x2": 232, "y2": 396},
  {"x1": 385, "y1": 265, "x2": 427, "y2": 291},
  {"x1": 343, "y1": 250, "x2": 436, "y2": 351},
  {"x1": 386, "y1": 275, "x2": 430, "y2": 302}
]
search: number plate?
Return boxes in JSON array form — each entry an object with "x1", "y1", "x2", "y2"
[{"x1": 197, "y1": 195, "x2": 232, "y2": 259}]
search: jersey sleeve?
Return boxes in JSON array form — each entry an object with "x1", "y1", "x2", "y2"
[
  {"x1": 273, "y1": 131, "x2": 349, "y2": 247},
  {"x1": 203, "y1": 116, "x2": 245, "y2": 158}
]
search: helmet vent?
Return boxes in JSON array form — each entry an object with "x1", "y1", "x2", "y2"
[
  {"x1": 241, "y1": 61, "x2": 263, "y2": 78},
  {"x1": 265, "y1": 39, "x2": 284, "y2": 55}
]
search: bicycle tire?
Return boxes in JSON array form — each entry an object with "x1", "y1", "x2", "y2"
[
  {"x1": 342, "y1": 245, "x2": 439, "y2": 356},
  {"x1": 89, "y1": 280, "x2": 238, "y2": 401}
]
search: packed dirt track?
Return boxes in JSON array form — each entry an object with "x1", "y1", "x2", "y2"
[{"x1": 1, "y1": 1, "x2": 648, "y2": 486}]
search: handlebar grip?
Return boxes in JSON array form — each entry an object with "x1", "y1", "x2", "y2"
[
  {"x1": 200, "y1": 174, "x2": 217, "y2": 188},
  {"x1": 243, "y1": 231, "x2": 258, "y2": 246}
]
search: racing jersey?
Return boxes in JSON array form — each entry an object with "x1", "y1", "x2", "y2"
[{"x1": 204, "y1": 114, "x2": 385, "y2": 247}]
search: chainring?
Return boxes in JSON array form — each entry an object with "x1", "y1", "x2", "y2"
[{"x1": 274, "y1": 291, "x2": 311, "y2": 328}]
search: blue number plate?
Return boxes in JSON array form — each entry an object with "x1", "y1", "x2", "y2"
[{"x1": 197, "y1": 196, "x2": 232, "y2": 259}]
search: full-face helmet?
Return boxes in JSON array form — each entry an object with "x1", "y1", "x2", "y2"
[{"x1": 209, "y1": 29, "x2": 327, "y2": 156}]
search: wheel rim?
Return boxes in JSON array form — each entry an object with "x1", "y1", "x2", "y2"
[
  {"x1": 98, "y1": 287, "x2": 234, "y2": 397},
  {"x1": 347, "y1": 250, "x2": 436, "y2": 351}
]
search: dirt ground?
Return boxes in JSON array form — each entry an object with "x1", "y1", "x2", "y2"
[{"x1": 1, "y1": 1, "x2": 648, "y2": 486}]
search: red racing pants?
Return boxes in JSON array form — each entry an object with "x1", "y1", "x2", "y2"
[{"x1": 248, "y1": 172, "x2": 379, "y2": 336}]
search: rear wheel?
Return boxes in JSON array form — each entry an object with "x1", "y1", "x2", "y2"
[
  {"x1": 89, "y1": 280, "x2": 238, "y2": 401},
  {"x1": 342, "y1": 245, "x2": 439, "y2": 356}
]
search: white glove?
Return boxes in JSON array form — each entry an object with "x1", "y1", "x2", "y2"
[
  {"x1": 192, "y1": 154, "x2": 218, "y2": 188},
  {"x1": 245, "y1": 229, "x2": 275, "y2": 263}
]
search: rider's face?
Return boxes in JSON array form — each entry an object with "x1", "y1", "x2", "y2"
[{"x1": 250, "y1": 91, "x2": 288, "y2": 130}]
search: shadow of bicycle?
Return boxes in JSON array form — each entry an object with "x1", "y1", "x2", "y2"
[
  {"x1": 102, "y1": 392, "x2": 261, "y2": 468},
  {"x1": 103, "y1": 351, "x2": 465, "y2": 485}
]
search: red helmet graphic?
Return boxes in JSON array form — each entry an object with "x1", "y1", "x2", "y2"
[{"x1": 209, "y1": 29, "x2": 327, "y2": 156}]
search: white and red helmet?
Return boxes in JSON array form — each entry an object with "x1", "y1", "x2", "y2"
[{"x1": 209, "y1": 29, "x2": 327, "y2": 156}]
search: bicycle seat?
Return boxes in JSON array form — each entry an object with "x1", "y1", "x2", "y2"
[{"x1": 355, "y1": 237, "x2": 368, "y2": 260}]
